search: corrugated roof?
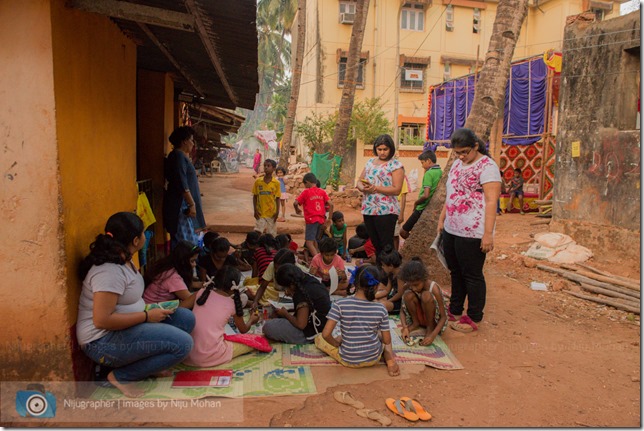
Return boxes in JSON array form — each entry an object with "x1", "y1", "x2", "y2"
[{"x1": 70, "y1": 0, "x2": 258, "y2": 110}]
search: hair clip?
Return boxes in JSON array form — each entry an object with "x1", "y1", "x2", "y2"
[
  {"x1": 105, "y1": 232, "x2": 113, "y2": 237},
  {"x1": 363, "y1": 270, "x2": 380, "y2": 287}
]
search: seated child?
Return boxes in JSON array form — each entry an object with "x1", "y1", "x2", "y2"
[
  {"x1": 374, "y1": 246, "x2": 404, "y2": 314},
  {"x1": 309, "y1": 237, "x2": 349, "y2": 296},
  {"x1": 251, "y1": 249, "x2": 307, "y2": 309},
  {"x1": 143, "y1": 240, "x2": 199, "y2": 308},
  {"x1": 198, "y1": 237, "x2": 250, "y2": 306},
  {"x1": 314, "y1": 265, "x2": 400, "y2": 377},
  {"x1": 233, "y1": 231, "x2": 260, "y2": 268},
  {"x1": 347, "y1": 223, "x2": 369, "y2": 259},
  {"x1": 348, "y1": 237, "x2": 377, "y2": 265},
  {"x1": 330, "y1": 211, "x2": 348, "y2": 259},
  {"x1": 275, "y1": 233, "x2": 298, "y2": 252},
  {"x1": 184, "y1": 266, "x2": 260, "y2": 367},
  {"x1": 398, "y1": 257, "x2": 448, "y2": 346},
  {"x1": 252, "y1": 234, "x2": 278, "y2": 279},
  {"x1": 263, "y1": 263, "x2": 331, "y2": 344}
]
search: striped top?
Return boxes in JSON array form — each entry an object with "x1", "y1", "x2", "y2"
[
  {"x1": 254, "y1": 247, "x2": 277, "y2": 279},
  {"x1": 327, "y1": 297, "x2": 389, "y2": 365}
]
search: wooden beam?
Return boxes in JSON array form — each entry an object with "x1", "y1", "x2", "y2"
[
  {"x1": 137, "y1": 23, "x2": 206, "y2": 98},
  {"x1": 184, "y1": 0, "x2": 238, "y2": 106},
  {"x1": 67, "y1": 0, "x2": 195, "y2": 32}
]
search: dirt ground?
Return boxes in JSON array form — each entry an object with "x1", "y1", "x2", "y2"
[{"x1": 194, "y1": 167, "x2": 641, "y2": 428}]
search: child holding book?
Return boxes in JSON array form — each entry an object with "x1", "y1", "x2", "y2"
[
  {"x1": 309, "y1": 237, "x2": 349, "y2": 296},
  {"x1": 185, "y1": 266, "x2": 260, "y2": 367},
  {"x1": 315, "y1": 265, "x2": 400, "y2": 376},
  {"x1": 398, "y1": 257, "x2": 448, "y2": 346},
  {"x1": 143, "y1": 240, "x2": 200, "y2": 309},
  {"x1": 293, "y1": 172, "x2": 333, "y2": 260},
  {"x1": 252, "y1": 159, "x2": 281, "y2": 236}
]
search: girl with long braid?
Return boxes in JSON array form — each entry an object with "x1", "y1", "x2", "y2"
[
  {"x1": 185, "y1": 266, "x2": 260, "y2": 367},
  {"x1": 263, "y1": 264, "x2": 331, "y2": 344},
  {"x1": 315, "y1": 265, "x2": 400, "y2": 376}
]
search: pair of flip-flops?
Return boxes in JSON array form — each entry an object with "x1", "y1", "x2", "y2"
[
  {"x1": 449, "y1": 315, "x2": 478, "y2": 333},
  {"x1": 385, "y1": 397, "x2": 432, "y2": 421},
  {"x1": 334, "y1": 391, "x2": 391, "y2": 426}
]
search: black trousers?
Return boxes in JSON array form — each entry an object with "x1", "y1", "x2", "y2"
[
  {"x1": 402, "y1": 209, "x2": 424, "y2": 233},
  {"x1": 442, "y1": 230, "x2": 487, "y2": 322},
  {"x1": 363, "y1": 214, "x2": 398, "y2": 261}
]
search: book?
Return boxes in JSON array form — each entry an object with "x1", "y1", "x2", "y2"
[
  {"x1": 145, "y1": 299, "x2": 180, "y2": 311},
  {"x1": 171, "y1": 370, "x2": 233, "y2": 388},
  {"x1": 268, "y1": 298, "x2": 294, "y2": 311}
]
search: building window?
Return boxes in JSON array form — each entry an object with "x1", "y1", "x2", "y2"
[
  {"x1": 443, "y1": 63, "x2": 451, "y2": 81},
  {"x1": 445, "y1": 5, "x2": 454, "y2": 31},
  {"x1": 401, "y1": 3, "x2": 425, "y2": 31},
  {"x1": 399, "y1": 123, "x2": 425, "y2": 146},
  {"x1": 338, "y1": 57, "x2": 365, "y2": 88},
  {"x1": 339, "y1": 1, "x2": 356, "y2": 24},
  {"x1": 400, "y1": 63, "x2": 426, "y2": 92},
  {"x1": 473, "y1": 8, "x2": 480, "y2": 33}
]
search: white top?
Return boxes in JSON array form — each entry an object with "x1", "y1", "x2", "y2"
[
  {"x1": 76, "y1": 262, "x2": 145, "y2": 346},
  {"x1": 444, "y1": 155, "x2": 501, "y2": 239}
]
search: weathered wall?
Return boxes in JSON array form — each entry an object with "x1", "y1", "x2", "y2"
[
  {"x1": 0, "y1": 0, "x2": 138, "y2": 381},
  {"x1": 137, "y1": 70, "x2": 175, "y2": 247},
  {"x1": 0, "y1": 0, "x2": 70, "y2": 380},
  {"x1": 553, "y1": 11, "x2": 640, "y2": 259}
]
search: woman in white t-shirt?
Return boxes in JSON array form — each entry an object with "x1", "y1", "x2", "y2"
[{"x1": 437, "y1": 128, "x2": 501, "y2": 332}]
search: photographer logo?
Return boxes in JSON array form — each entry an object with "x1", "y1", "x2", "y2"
[{"x1": 15, "y1": 383, "x2": 56, "y2": 418}]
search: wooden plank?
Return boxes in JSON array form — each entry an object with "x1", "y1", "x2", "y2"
[
  {"x1": 536, "y1": 264, "x2": 640, "y2": 298},
  {"x1": 565, "y1": 291, "x2": 640, "y2": 314},
  {"x1": 68, "y1": 0, "x2": 195, "y2": 32},
  {"x1": 576, "y1": 262, "x2": 640, "y2": 286},
  {"x1": 580, "y1": 283, "x2": 641, "y2": 303}
]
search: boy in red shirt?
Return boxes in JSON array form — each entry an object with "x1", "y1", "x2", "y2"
[{"x1": 294, "y1": 173, "x2": 333, "y2": 261}]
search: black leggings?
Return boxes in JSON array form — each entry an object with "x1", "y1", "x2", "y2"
[
  {"x1": 442, "y1": 230, "x2": 487, "y2": 322},
  {"x1": 363, "y1": 214, "x2": 398, "y2": 261}
]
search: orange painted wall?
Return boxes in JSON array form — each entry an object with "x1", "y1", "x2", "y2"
[
  {"x1": 0, "y1": 1, "x2": 71, "y2": 380},
  {"x1": 50, "y1": 0, "x2": 138, "y2": 332},
  {"x1": 0, "y1": 0, "x2": 138, "y2": 381}
]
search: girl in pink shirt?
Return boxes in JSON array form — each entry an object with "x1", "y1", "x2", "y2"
[
  {"x1": 310, "y1": 237, "x2": 349, "y2": 296},
  {"x1": 143, "y1": 240, "x2": 199, "y2": 309},
  {"x1": 184, "y1": 266, "x2": 259, "y2": 367}
]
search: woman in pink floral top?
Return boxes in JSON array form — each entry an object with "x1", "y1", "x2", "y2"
[
  {"x1": 357, "y1": 134, "x2": 404, "y2": 262},
  {"x1": 437, "y1": 128, "x2": 501, "y2": 332}
]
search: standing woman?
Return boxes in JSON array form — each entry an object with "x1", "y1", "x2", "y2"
[
  {"x1": 437, "y1": 128, "x2": 501, "y2": 331},
  {"x1": 163, "y1": 126, "x2": 206, "y2": 249},
  {"x1": 356, "y1": 134, "x2": 404, "y2": 262},
  {"x1": 77, "y1": 212, "x2": 195, "y2": 398}
]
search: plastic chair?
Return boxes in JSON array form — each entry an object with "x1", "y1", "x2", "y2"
[{"x1": 210, "y1": 160, "x2": 221, "y2": 173}]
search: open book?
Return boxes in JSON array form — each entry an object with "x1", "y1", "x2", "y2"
[{"x1": 144, "y1": 299, "x2": 179, "y2": 311}]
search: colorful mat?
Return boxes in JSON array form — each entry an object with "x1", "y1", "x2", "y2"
[
  {"x1": 91, "y1": 344, "x2": 317, "y2": 400},
  {"x1": 282, "y1": 319, "x2": 463, "y2": 370}
]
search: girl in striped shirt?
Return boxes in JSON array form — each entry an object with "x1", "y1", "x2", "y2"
[{"x1": 315, "y1": 265, "x2": 400, "y2": 376}]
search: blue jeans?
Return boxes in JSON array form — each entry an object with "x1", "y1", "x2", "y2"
[{"x1": 82, "y1": 308, "x2": 195, "y2": 383}]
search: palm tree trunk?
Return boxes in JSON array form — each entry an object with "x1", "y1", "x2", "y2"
[
  {"x1": 279, "y1": 0, "x2": 306, "y2": 168},
  {"x1": 401, "y1": 0, "x2": 529, "y2": 281},
  {"x1": 331, "y1": 0, "x2": 370, "y2": 160}
]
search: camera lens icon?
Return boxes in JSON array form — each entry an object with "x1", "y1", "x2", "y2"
[{"x1": 26, "y1": 393, "x2": 49, "y2": 416}]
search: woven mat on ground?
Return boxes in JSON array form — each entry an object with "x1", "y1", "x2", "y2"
[
  {"x1": 91, "y1": 344, "x2": 317, "y2": 400},
  {"x1": 282, "y1": 318, "x2": 463, "y2": 370}
]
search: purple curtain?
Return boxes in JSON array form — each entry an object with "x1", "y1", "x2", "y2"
[{"x1": 427, "y1": 57, "x2": 547, "y2": 149}]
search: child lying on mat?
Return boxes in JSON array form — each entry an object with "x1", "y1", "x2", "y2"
[
  {"x1": 185, "y1": 266, "x2": 260, "y2": 367},
  {"x1": 315, "y1": 265, "x2": 400, "y2": 377},
  {"x1": 398, "y1": 257, "x2": 448, "y2": 347}
]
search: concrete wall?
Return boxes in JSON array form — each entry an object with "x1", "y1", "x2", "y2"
[
  {"x1": 552, "y1": 11, "x2": 640, "y2": 258},
  {"x1": 0, "y1": 0, "x2": 138, "y2": 381}
]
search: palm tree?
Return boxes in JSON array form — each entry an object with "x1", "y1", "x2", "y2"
[
  {"x1": 279, "y1": 0, "x2": 305, "y2": 168},
  {"x1": 331, "y1": 0, "x2": 370, "y2": 164},
  {"x1": 401, "y1": 0, "x2": 529, "y2": 278}
]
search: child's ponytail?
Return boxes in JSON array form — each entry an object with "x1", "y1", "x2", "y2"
[{"x1": 354, "y1": 265, "x2": 383, "y2": 301}]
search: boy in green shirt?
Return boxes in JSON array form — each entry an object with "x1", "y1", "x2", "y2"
[{"x1": 399, "y1": 150, "x2": 442, "y2": 240}]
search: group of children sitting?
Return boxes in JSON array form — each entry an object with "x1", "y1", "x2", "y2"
[{"x1": 141, "y1": 224, "x2": 449, "y2": 377}]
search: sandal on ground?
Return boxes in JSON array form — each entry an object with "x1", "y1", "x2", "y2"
[
  {"x1": 385, "y1": 398, "x2": 419, "y2": 421},
  {"x1": 449, "y1": 315, "x2": 478, "y2": 333},
  {"x1": 400, "y1": 397, "x2": 431, "y2": 421},
  {"x1": 356, "y1": 409, "x2": 392, "y2": 426},
  {"x1": 334, "y1": 391, "x2": 365, "y2": 409}
]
